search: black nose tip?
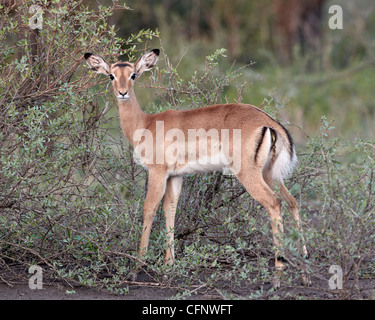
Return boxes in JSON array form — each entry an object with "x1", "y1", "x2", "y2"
[{"x1": 119, "y1": 90, "x2": 128, "y2": 96}]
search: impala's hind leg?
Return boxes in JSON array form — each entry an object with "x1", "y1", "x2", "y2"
[
  {"x1": 234, "y1": 167, "x2": 286, "y2": 289},
  {"x1": 278, "y1": 182, "x2": 308, "y2": 257},
  {"x1": 278, "y1": 182, "x2": 311, "y2": 286},
  {"x1": 264, "y1": 172, "x2": 311, "y2": 286}
]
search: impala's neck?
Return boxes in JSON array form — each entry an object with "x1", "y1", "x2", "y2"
[{"x1": 117, "y1": 91, "x2": 148, "y2": 146}]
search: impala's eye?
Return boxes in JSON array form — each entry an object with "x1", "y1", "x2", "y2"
[
  {"x1": 109, "y1": 74, "x2": 115, "y2": 81},
  {"x1": 130, "y1": 73, "x2": 136, "y2": 80}
]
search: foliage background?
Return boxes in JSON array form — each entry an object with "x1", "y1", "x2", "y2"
[{"x1": 0, "y1": 0, "x2": 374, "y2": 299}]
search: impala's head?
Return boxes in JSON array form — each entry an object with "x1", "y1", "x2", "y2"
[{"x1": 84, "y1": 49, "x2": 159, "y2": 101}]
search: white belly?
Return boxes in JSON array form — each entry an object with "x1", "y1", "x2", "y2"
[{"x1": 173, "y1": 153, "x2": 229, "y2": 175}]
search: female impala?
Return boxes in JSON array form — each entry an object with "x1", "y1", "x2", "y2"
[{"x1": 84, "y1": 49, "x2": 309, "y2": 287}]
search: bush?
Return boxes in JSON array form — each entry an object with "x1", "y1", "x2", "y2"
[{"x1": 0, "y1": 0, "x2": 157, "y2": 290}]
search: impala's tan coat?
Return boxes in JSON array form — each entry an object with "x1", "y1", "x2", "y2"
[{"x1": 85, "y1": 49, "x2": 309, "y2": 287}]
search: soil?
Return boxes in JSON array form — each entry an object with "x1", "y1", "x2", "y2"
[
  {"x1": 0, "y1": 282, "x2": 179, "y2": 300},
  {"x1": 1, "y1": 267, "x2": 374, "y2": 300},
  {"x1": 1, "y1": 278, "x2": 374, "y2": 300},
  {"x1": 0, "y1": 269, "x2": 214, "y2": 300}
]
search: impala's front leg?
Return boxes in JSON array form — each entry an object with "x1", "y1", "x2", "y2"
[
  {"x1": 138, "y1": 170, "x2": 168, "y2": 260},
  {"x1": 163, "y1": 176, "x2": 183, "y2": 265}
]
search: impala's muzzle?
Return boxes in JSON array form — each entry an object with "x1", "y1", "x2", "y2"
[{"x1": 117, "y1": 90, "x2": 129, "y2": 100}]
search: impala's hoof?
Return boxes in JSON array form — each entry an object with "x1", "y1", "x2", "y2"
[
  {"x1": 301, "y1": 274, "x2": 312, "y2": 287},
  {"x1": 272, "y1": 277, "x2": 281, "y2": 290},
  {"x1": 127, "y1": 270, "x2": 138, "y2": 281}
]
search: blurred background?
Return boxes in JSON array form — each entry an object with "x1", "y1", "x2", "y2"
[{"x1": 100, "y1": 0, "x2": 375, "y2": 142}]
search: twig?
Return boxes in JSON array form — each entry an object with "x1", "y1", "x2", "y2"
[{"x1": 0, "y1": 275, "x2": 14, "y2": 288}]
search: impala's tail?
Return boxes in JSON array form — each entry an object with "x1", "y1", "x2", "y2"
[{"x1": 254, "y1": 126, "x2": 297, "y2": 182}]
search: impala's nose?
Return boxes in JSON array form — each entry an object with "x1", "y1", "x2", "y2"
[{"x1": 119, "y1": 90, "x2": 128, "y2": 97}]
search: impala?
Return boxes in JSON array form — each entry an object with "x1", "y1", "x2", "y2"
[{"x1": 84, "y1": 49, "x2": 309, "y2": 287}]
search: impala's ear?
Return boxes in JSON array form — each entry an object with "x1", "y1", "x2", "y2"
[
  {"x1": 134, "y1": 49, "x2": 159, "y2": 76},
  {"x1": 84, "y1": 53, "x2": 110, "y2": 75}
]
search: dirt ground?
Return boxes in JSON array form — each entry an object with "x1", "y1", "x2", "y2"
[
  {"x1": 0, "y1": 268, "x2": 223, "y2": 300},
  {"x1": 0, "y1": 282, "x2": 181, "y2": 300},
  {"x1": 1, "y1": 279, "x2": 374, "y2": 300},
  {"x1": 1, "y1": 267, "x2": 374, "y2": 300}
]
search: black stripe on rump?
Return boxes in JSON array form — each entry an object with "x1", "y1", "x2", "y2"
[{"x1": 253, "y1": 107, "x2": 294, "y2": 160}]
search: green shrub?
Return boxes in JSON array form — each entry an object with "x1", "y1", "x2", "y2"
[{"x1": 0, "y1": 0, "x2": 157, "y2": 289}]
